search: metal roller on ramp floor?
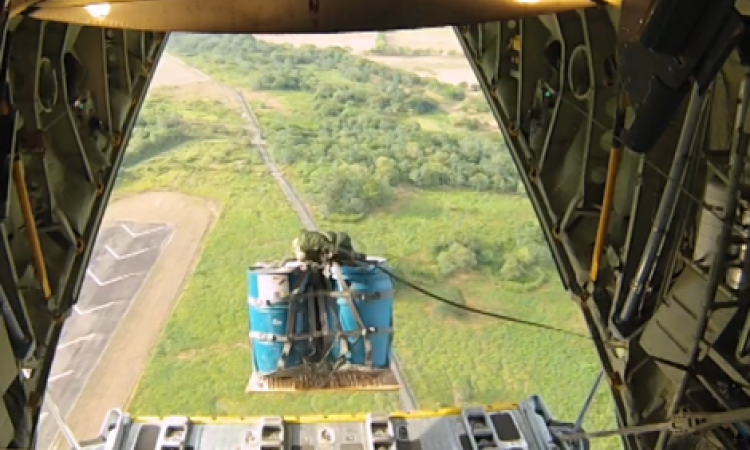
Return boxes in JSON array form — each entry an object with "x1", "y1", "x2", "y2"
[{"x1": 83, "y1": 397, "x2": 588, "y2": 450}]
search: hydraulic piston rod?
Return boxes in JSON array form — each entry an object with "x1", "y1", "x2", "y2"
[
  {"x1": 13, "y1": 158, "x2": 52, "y2": 300},
  {"x1": 590, "y1": 94, "x2": 626, "y2": 282},
  {"x1": 616, "y1": 83, "x2": 706, "y2": 331}
]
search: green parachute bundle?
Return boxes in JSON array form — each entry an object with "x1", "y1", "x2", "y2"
[{"x1": 292, "y1": 230, "x2": 364, "y2": 265}]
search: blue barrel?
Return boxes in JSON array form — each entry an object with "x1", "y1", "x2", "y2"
[
  {"x1": 330, "y1": 257, "x2": 394, "y2": 368},
  {"x1": 248, "y1": 264, "x2": 308, "y2": 375}
]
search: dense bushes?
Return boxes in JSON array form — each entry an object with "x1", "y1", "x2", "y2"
[
  {"x1": 117, "y1": 97, "x2": 257, "y2": 190},
  {"x1": 432, "y1": 229, "x2": 553, "y2": 285},
  {"x1": 168, "y1": 34, "x2": 526, "y2": 218},
  {"x1": 166, "y1": 34, "x2": 552, "y2": 282}
]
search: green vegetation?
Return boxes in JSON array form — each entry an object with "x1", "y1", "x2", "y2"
[
  {"x1": 126, "y1": 34, "x2": 618, "y2": 447},
  {"x1": 122, "y1": 98, "x2": 249, "y2": 170},
  {"x1": 367, "y1": 32, "x2": 461, "y2": 57},
  {"x1": 123, "y1": 96, "x2": 400, "y2": 415}
]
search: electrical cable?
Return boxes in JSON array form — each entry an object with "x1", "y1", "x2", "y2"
[
  {"x1": 377, "y1": 262, "x2": 593, "y2": 339},
  {"x1": 311, "y1": 242, "x2": 596, "y2": 340}
]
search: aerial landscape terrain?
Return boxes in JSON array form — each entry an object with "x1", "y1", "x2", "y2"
[{"x1": 54, "y1": 28, "x2": 618, "y2": 449}]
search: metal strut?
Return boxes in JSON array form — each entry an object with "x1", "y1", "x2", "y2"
[
  {"x1": 656, "y1": 69, "x2": 750, "y2": 449},
  {"x1": 614, "y1": 82, "x2": 708, "y2": 338},
  {"x1": 276, "y1": 271, "x2": 310, "y2": 372},
  {"x1": 45, "y1": 393, "x2": 82, "y2": 450},
  {"x1": 557, "y1": 408, "x2": 750, "y2": 443},
  {"x1": 575, "y1": 370, "x2": 604, "y2": 431}
]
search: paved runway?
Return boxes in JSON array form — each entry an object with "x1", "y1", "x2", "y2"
[{"x1": 35, "y1": 220, "x2": 174, "y2": 450}]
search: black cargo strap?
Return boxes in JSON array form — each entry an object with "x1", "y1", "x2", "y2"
[
  {"x1": 315, "y1": 278, "x2": 329, "y2": 349},
  {"x1": 331, "y1": 262, "x2": 373, "y2": 368},
  {"x1": 306, "y1": 277, "x2": 317, "y2": 361},
  {"x1": 318, "y1": 272, "x2": 348, "y2": 372},
  {"x1": 265, "y1": 289, "x2": 394, "y2": 302},
  {"x1": 310, "y1": 275, "x2": 336, "y2": 372},
  {"x1": 250, "y1": 326, "x2": 393, "y2": 342},
  {"x1": 325, "y1": 294, "x2": 349, "y2": 372},
  {"x1": 276, "y1": 271, "x2": 309, "y2": 371},
  {"x1": 326, "y1": 289, "x2": 394, "y2": 301}
]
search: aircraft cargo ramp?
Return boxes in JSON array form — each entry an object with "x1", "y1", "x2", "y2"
[{"x1": 77, "y1": 398, "x2": 588, "y2": 450}]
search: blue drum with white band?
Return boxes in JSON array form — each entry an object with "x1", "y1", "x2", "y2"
[{"x1": 247, "y1": 264, "x2": 308, "y2": 375}]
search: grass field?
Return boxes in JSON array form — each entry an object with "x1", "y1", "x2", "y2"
[
  {"x1": 123, "y1": 95, "x2": 401, "y2": 415},
  {"x1": 125, "y1": 36, "x2": 620, "y2": 448},
  {"x1": 314, "y1": 188, "x2": 617, "y2": 436}
]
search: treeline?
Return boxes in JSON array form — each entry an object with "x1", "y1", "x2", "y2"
[
  {"x1": 366, "y1": 32, "x2": 461, "y2": 57},
  {"x1": 168, "y1": 34, "x2": 525, "y2": 219},
  {"x1": 125, "y1": 98, "x2": 250, "y2": 169},
  {"x1": 160, "y1": 35, "x2": 556, "y2": 284},
  {"x1": 406, "y1": 223, "x2": 554, "y2": 287}
]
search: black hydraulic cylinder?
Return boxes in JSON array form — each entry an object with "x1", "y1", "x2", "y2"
[{"x1": 623, "y1": 77, "x2": 688, "y2": 154}]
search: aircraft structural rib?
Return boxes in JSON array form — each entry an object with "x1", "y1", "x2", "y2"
[
  {"x1": 0, "y1": 15, "x2": 166, "y2": 448},
  {"x1": 455, "y1": 2, "x2": 750, "y2": 449}
]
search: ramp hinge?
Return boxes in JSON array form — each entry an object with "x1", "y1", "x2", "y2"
[
  {"x1": 155, "y1": 416, "x2": 190, "y2": 450},
  {"x1": 461, "y1": 406, "x2": 502, "y2": 450},
  {"x1": 100, "y1": 409, "x2": 127, "y2": 450},
  {"x1": 366, "y1": 412, "x2": 396, "y2": 450},
  {"x1": 489, "y1": 412, "x2": 528, "y2": 447},
  {"x1": 260, "y1": 416, "x2": 285, "y2": 450}
]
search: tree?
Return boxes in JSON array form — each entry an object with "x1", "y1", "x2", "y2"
[
  {"x1": 307, "y1": 164, "x2": 393, "y2": 216},
  {"x1": 469, "y1": 173, "x2": 490, "y2": 191},
  {"x1": 499, "y1": 255, "x2": 526, "y2": 282},
  {"x1": 165, "y1": 33, "x2": 529, "y2": 213},
  {"x1": 436, "y1": 243, "x2": 477, "y2": 276},
  {"x1": 374, "y1": 157, "x2": 400, "y2": 185},
  {"x1": 405, "y1": 95, "x2": 439, "y2": 114}
]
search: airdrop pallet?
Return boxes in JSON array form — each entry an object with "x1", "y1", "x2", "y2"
[{"x1": 247, "y1": 368, "x2": 400, "y2": 393}]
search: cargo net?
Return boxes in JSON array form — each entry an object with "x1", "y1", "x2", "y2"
[{"x1": 247, "y1": 231, "x2": 400, "y2": 392}]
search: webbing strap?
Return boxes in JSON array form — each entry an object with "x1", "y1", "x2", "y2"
[
  {"x1": 276, "y1": 271, "x2": 309, "y2": 371},
  {"x1": 276, "y1": 295, "x2": 294, "y2": 371},
  {"x1": 314, "y1": 275, "x2": 333, "y2": 371},
  {"x1": 305, "y1": 276, "x2": 318, "y2": 365},
  {"x1": 316, "y1": 280, "x2": 330, "y2": 349},
  {"x1": 254, "y1": 289, "x2": 394, "y2": 304},
  {"x1": 322, "y1": 274, "x2": 349, "y2": 369},
  {"x1": 250, "y1": 327, "x2": 392, "y2": 342},
  {"x1": 268, "y1": 289, "x2": 393, "y2": 301},
  {"x1": 330, "y1": 289, "x2": 395, "y2": 301},
  {"x1": 332, "y1": 262, "x2": 373, "y2": 368}
]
